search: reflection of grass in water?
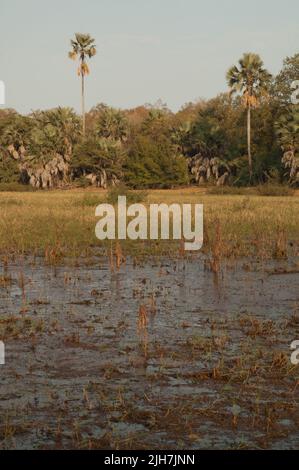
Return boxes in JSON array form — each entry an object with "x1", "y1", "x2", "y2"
[{"x1": 0, "y1": 188, "x2": 297, "y2": 261}]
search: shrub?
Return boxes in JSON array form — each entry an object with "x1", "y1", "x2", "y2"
[
  {"x1": 74, "y1": 175, "x2": 90, "y2": 188},
  {"x1": 72, "y1": 137, "x2": 125, "y2": 181},
  {"x1": 125, "y1": 136, "x2": 189, "y2": 188}
]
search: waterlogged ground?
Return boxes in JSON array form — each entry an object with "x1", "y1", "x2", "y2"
[{"x1": 0, "y1": 255, "x2": 299, "y2": 449}]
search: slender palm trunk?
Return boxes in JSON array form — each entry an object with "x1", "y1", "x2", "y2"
[
  {"x1": 247, "y1": 104, "x2": 252, "y2": 182},
  {"x1": 81, "y1": 71, "x2": 85, "y2": 136}
]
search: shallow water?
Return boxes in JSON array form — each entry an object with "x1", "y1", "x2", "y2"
[{"x1": 0, "y1": 256, "x2": 298, "y2": 449}]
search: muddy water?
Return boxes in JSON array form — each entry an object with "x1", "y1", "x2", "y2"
[{"x1": 0, "y1": 257, "x2": 298, "y2": 449}]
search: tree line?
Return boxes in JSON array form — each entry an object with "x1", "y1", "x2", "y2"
[{"x1": 0, "y1": 34, "x2": 298, "y2": 190}]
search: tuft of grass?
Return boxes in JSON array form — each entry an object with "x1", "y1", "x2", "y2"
[
  {"x1": 256, "y1": 184, "x2": 295, "y2": 197},
  {"x1": 0, "y1": 182, "x2": 35, "y2": 192},
  {"x1": 207, "y1": 184, "x2": 295, "y2": 197},
  {"x1": 207, "y1": 186, "x2": 252, "y2": 196},
  {"x1": 106, "y1": 184, "x2": 148, "y2": 205},
  {"x1": 73, "y1": 193, "x2": 104, "y2": 207},
  {"x1": 0, "y1": 198, "x2": 24, "y2": 206}
]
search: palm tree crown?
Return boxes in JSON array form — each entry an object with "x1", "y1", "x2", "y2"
[
  {"x1": 69, "y1": 33, "x2": 96, "y2": 76},
  {"x1": 226, "y1": 53, "x2": 271, "y2": 106}
]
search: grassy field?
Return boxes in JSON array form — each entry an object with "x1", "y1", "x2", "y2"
[{"x1": 0, "y1": 188, "x2": 298, "y2": 261}]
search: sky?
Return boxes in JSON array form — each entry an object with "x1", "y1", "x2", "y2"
[{"x1": 0, "y1": 0, "x2": 298, "y2": 114}]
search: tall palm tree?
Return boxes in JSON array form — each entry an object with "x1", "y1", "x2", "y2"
[
  {"x1": 226, "y1": 53, "x2": 271, "y2": 181},
  {"x1": 68, "y1": 33, "x2": 96, "y2": 136}
]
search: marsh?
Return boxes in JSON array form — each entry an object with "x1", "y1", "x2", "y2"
[
  {"x1": 0, "y1": 189, "x2": 298, "y2": 449},
  {"x1": 0, "y1": 253, "x2": 298, "y2": 449}
]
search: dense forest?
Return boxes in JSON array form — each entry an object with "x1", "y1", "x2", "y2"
[{"x1": 0, "y1": 41, "x2": 298, "y2": 190}]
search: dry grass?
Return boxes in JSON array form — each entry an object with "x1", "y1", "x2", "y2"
[{"x1": 0, "y1": 188, "x2": 298, "y2": 260}]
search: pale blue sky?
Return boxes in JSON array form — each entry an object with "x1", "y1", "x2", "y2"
[{"x1": 1, "y1": 0, "x2": 298, "y2": 113}]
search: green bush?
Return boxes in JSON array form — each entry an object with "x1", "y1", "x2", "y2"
[
  {"x1": 72, "y1": 137, "x2": 125, "y2": 181},
  {"x1": 125, "y1": 136, "x2": 189, "y2": 189},
  {"x1": 74, "y1": 175, "x2": 90, "y2": 188}
]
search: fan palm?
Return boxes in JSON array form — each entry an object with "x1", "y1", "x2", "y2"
[
  {"x1": 68, "y1": 33, "x2": 97, "y2": 136},
  {"x1": 95, "y1": 106, "x2": 129, "y2": 142},
  {"x1": 226, "y1": 53, "x2": 272, "y2": 181},
  {"x1": 275, "y1": 105, "x2": 299, "y2": 151}
]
